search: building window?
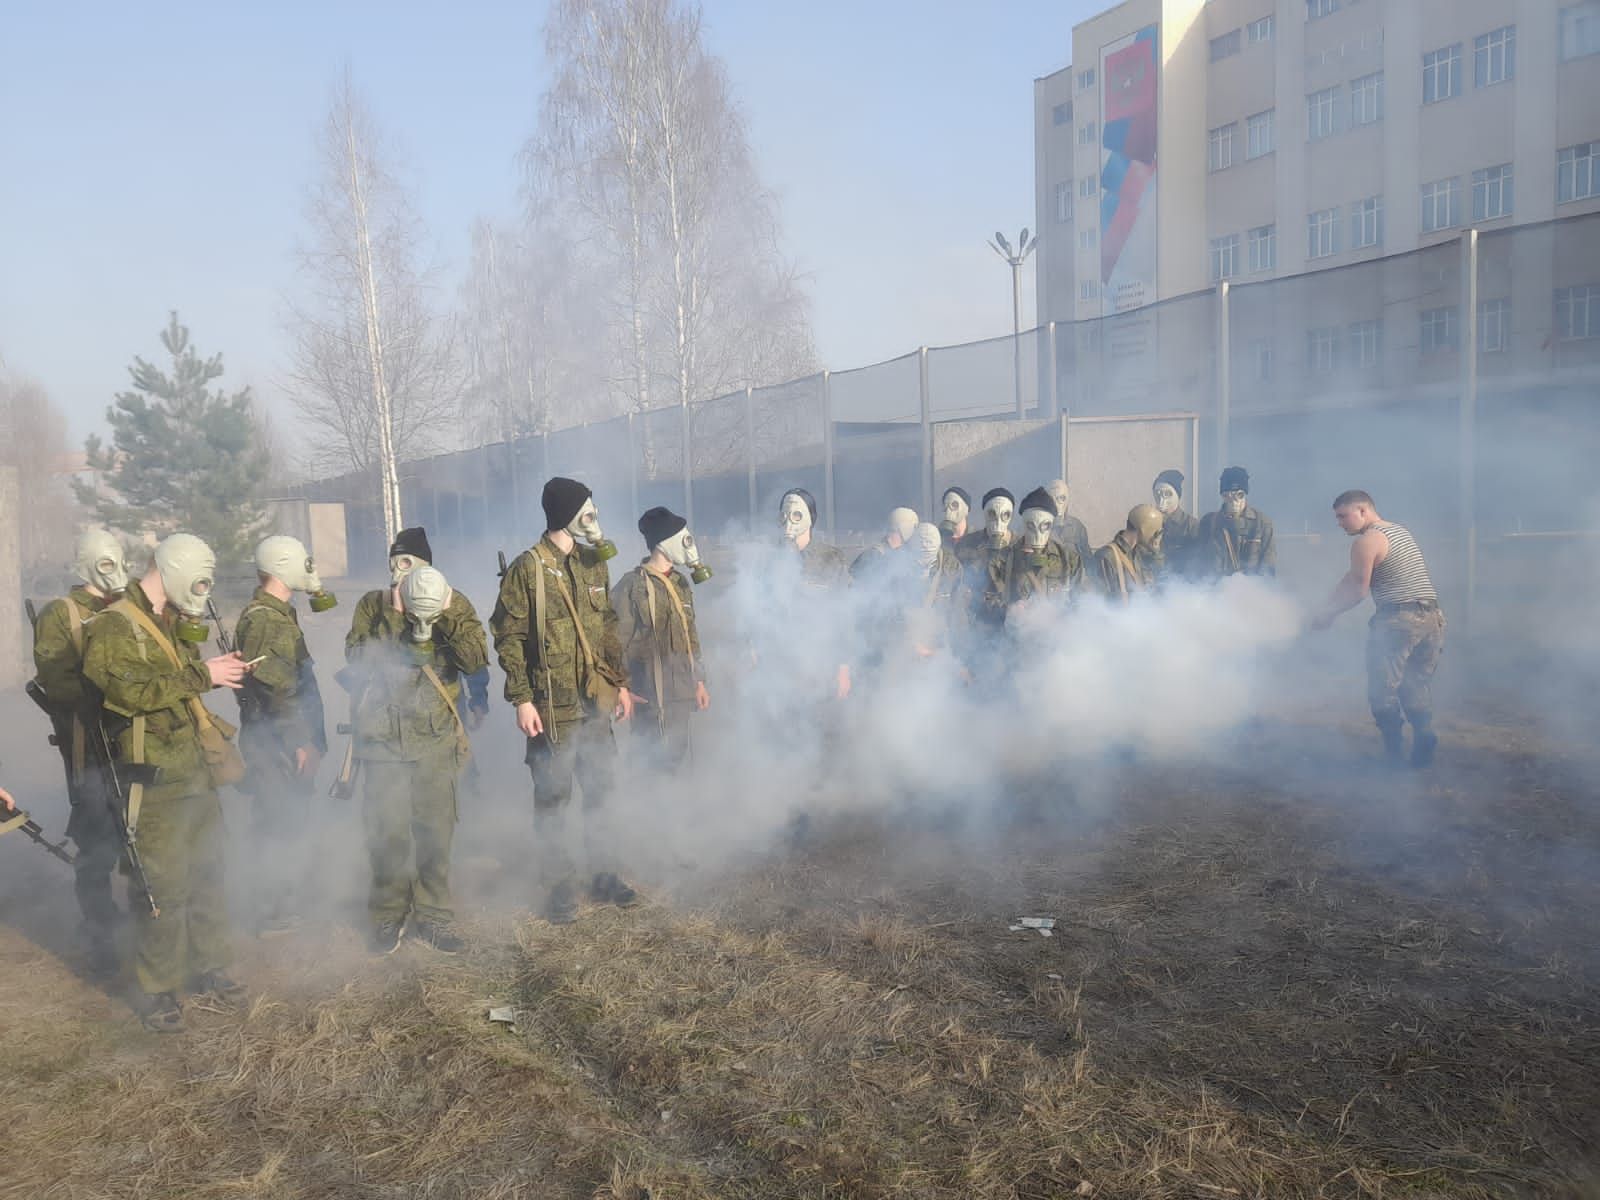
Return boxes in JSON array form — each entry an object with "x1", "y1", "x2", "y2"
[
  {"x1": 1251, "y1": 338, "x2": 1274, "y2": 381},
  {"x1": 1307, "y1": 207, "x2": 1341, "y2": 259},
  {"x1": 1478, "y1": 299, "x2": 1509, "y2": 353},
  {"x1": 1556, "y1": 285, "x2": 1599, "y2": 339},
  {"x1": 1208, "y1": 123, "x2": 1237, "y2": 171},
  {"x1": 1079, "y1": 280, "x2": 1100, "y2": 301},
  {"x1": 1558, "y1": 143, "x2": 1598, "y2": 203},
  {"x1": 1210, "y1": 234, "x2": 1241, "y2": 282},
  {"x1": 1306, "y1": 86, "x2": 1340, "y2": 140},
  {"x1": 1211, "y1": 29, "x2": 1242, "y2": 61},
  {"x1": 1055, "y1": 181, "x2": 1073, "y2": 223},
  {"x1": 1421, "y1": 306, "x2": 1459, "y2": 353},
  {"x1": 1248, "y1": 15, "x2": 1274, "y2": 43},
  {"x1": 1351, "y1": 195, "x2": 1384, "y2": 249},
  {"x1": 1472, "y1": 164, "x2": 1514, "y2": 221},
  {"x1": 1422, "y1": 44, "x2": 1461, "y2": 103},
  {"x1": 1474, "y1": 25, "x2": 1515, "y2": 86},
  {"x1": 1079, "y1": 228, "x2": 1097, "y2": 250},
  {"x1": 1349, "y1": 320, "x2": 1381, "y2": 367},
  {"x1": 1077, "y1": 67, "x2": 1097, "y2": 90},
  {"x1": 1052, "y1": 102, "x2": 1072, "y2": 126},
  {"x1": 1350, "y1": 71, "x2": 1384, "y2": 126},
  {"x1": 1246, "y1": 109, "x2": 1276, "y2": 158},
  {"x1": 1420, "y1": 178, "x2": 1461, "y2": 233},
  {"x1": 1560, "y1": 3, "x2": 1600, "y2": 60},
  {"x1": 1306, "y1": 327, "x2": 1340, "y2": 372},
  {"x1": 1079, "y1": 176, "x2": 1098, "y2": 198},
  {"x1": 1306, "y1": 0, "x2": 1340, "y2": 20},
  {"x1": 1248, "y1": 224, "x2": 1276, "y2": 272},
  {"x1": 1078, "y1": 120, "x2": 1098, "y2": 145}
]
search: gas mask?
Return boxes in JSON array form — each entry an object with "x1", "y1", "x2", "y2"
[
  {"x1": 1047, "y1": 481, "x2": 1071, "y2": 523},
  {"x1": 1222, "y1": 490, "x2": 1248, "y2": 520},
  {"x1": 887, "y1": 507, "x2": 918, "y2": 548},
  {"x1": 256, "y1": 534, "x2": 338, "y2": 612},
  {"x1": 75, "y1": 528, "x2": 127, "y2": 596},
  {"x1": 1128, "y1": 504, "x2": 1164, "y2": 553},
  {"x1": 153, "y1": 533, "x2": 216, "y2": 643},
  {"x1": 780, "y1": 493, "x2": 812, "y2": 544},
  {"x1": 940, "y1": 491, "x2": 969, "y2": 537},
  {"x1": 568, "y1": 498, "x2": 617, "y2": 560},
  {"x1": 661, "y1": 528, "x2": 713, "y2": 584},
  {"x1": 399, "y1": 565, "x2": 451, "y2": 644},
  {"x1": 1022, "y1": 508, "x2": 1054, "y2": 565},
  {"x1": 984, "y1": 498, "x2": 1013, "y2": 549},
  {"x1": 913, "y1": 523, "x2": 942, "y2": 570},
  {"x1": 1153, "y1": 483, "x2": 1180, "y2": 515},
  {"x1": 389, "y1": 552, "x2": 424, "y2": 588}
]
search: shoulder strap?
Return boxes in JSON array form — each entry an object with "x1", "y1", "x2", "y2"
[
  {"x1": 539, "y1": 547, "x2": 601, "y2": 670},
  {"x1": 62, "y1": 597, "x2": 90, "y2": 779},
  {"x1": 64, "y1": 596, "x2": 87, "y2": 655},
  {"x1": 1105, "y1": 540, "x2": 1135, "y2": 600},
  {"x1": 108, "y1": 597, "x2": 218, "y2": 736},
  {"x1": 531, "y1": 544, "x2": 558, "y2": 740},
  {"x1": 644, "y1": 574, "x2": 666, "y2": 728},
  {"x1": 418, "y1": 664, "x2": 469, "y2": 752}
]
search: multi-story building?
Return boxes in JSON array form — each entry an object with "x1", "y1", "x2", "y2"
[{"x1": 1035, "y1": 0, "x2": 1600, "y2": 325}]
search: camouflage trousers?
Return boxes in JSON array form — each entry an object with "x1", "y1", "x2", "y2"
[
  {"x1": 629, "y1": 703, "x2": 693, "y2": 773},
  {"x1": 526, "y1": 717, "x2": 618, "y2": 886},
  {"x1": 1367, "y1": 603, "x2": 1446, "y2": 727},
  {"x1": 360, "y1": 751, "x2": 460, "y2": 926},
  {"x1": 132, "y1": 784, "x2": 231, "y2": 996},
  {"x1": 241, "y1": 734, "x2": 316, "y2": 927},
  {"x1": 61, "y1": 762, "x2": 121, "y2": 935}
]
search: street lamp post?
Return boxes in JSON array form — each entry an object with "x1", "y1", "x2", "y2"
[{"x1": 989, "y1": 228, "x2": 1036, "y2": 420}]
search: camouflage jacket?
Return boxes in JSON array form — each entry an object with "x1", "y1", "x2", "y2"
[
  {"x1": 612, "y1": 563, "x2": 704, "y2": 709},
  {"x1": 950, "y1": 529, "x2": 988, "y2": 569},
  {"x1": 1197, "y1": 508, "x2": 1277, "y2": 577},
  {"x1": 1052, "y1": 514, "x2": 1092, "y2": 564},
  {"x1": 969, "y1": 539, "x2": 1016, "y2": 627},
  {"x1": 903, "y1": 548, "x2": 969, "y2": 653},
  {"x1": 80, "y1": 581, "x2": 215, "y2": 786},
  {"x1": 33, "y1": 585, "x2": 109, "y2": 716},
  {"x1": 1093, "y1": 534, "x2": 1157, "y2": 601},
  {"x1": 345, "y1": 587, "x2": 488, "y2": 762},
  {"x1": 849, "y1": 541, "x2": 894, "y2": 583},
  {"x1": 492, "y1": 535, "x2": 627, "y2": 727},
  {"x1": 1008, "y1": 541, "x2": 1085, "y2": 607},
  {"x1": 1155, "y1": 509, "x2": 1202, "y2": 578},
  {"x1": 795, "y1": 537, "x2": 849, "y2": 589},
  {"x1": 235, "y1": 588, "x2": 327, "y2": 755}
]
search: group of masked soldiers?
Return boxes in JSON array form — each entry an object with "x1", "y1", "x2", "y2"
[{"x1": 10, "y1": 455, "x2": 1443, "y2": 1034}]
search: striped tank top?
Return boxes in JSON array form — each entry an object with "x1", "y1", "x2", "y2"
[{"x1": 1369, "y1": 521, "x2": 1436, "y2": 606}]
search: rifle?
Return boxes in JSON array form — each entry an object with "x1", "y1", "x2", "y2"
[
  {"x1": 329, "y1": 665, "x2": 362, "y2": 801},
  {"x1": 0, "y1": 806, "x2": 76, "y2": 866},
  {"x1": 497, "y1": 550, "x2": 509, "y2": 580},
  {"x1": 24, "y1": 598, "x2": 38, "y2": 629},
  {"x1": 93, "y1": 720, "x2": 161, "y2": 918},
  {"x1": 206, "y1": 597, "x2": 236, "y2": 654}
]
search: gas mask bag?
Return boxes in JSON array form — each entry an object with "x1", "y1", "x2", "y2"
[{"x1": 75, "y1": 528, "x2": 128, "y2": 596}]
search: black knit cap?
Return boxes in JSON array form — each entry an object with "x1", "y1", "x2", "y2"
[
  {"x1": 638, "y1": 506, "x2": 687, "y2": 549},
  {"x1": 981, "y1": 487, "x2": 1014, "y2": 510},
  {"x1": 1219, "y1": 466, "x2": 1250, "y2": 495},
  {"x1": 1154, "y1": 469, "x2": 1184, "y2": 497},
  {"x1": 1019, "y1": 486, "x2": 1055, "y2": 515},
  {"x1": 942, "y1": 485, "x2": 972, "y2": 508},
  {"x1": 542, "y1": 476, "x2": 592, "y2": 530},
  {"x1": 780, "y1": 487, "x2": 818, "y2": 523},
  {"x1": 389, "y1": 526, "x2": 432, "y2": 563}
]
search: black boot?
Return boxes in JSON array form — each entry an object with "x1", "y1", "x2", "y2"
[
  {"x1": 1376, "y1": 716, "x2": 1405, "y2": 764},
  {"x1": 1410, "y1": 717, "x2": 1438, "y2": 768}
]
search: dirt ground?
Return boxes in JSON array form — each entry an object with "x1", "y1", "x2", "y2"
[{"x1": 1, "y1": 672, "x2": 1597, "y2": 1198}]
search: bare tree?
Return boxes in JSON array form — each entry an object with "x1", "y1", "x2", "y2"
[
  {"x1": 0, "y1": 373, "x2": 81, "y2": 587},
  {"x1": 287, "y1": 71, "x2": 461, "y2": 543},
  {"x1": 523, "y1": 0, "x2": 815, "y2": 449}
]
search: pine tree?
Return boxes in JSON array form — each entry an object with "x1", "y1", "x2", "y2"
[{"x1": 77, "y1": 312, "x2": 271, "y2": 567}]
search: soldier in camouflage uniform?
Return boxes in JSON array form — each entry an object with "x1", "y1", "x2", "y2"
[
  {"x1": 234, "y1": 535, "x2": 334, "y2": 933},
  {"x1": 80, "y1": 533, "x2": 250, "y2": 1032},
  {"x1": 970, "y1": 487, "x2": 1018, "y2": 632},
  {"x1": 31, "y1": 528, "x2": 128, "y2": 971},
  {"x1": 345, "y1": 546, "x2": 487, "y2": 954},
  {"x1": 901, "y1": 522, "x2": 969, "y2": 663},
  {"x1": 492, "y1": 477, "x2": 639, "y2": 923},
  {"x1": 1006, "y1": 487, "x2": 1086, "y2": 613},
  {"x1": 850, "y1": 507, "x2": 918, "y2": 582},
  {"x1": 1093, "y1": 505, "x2": 1164, "y2": 602},
  {"x1": 778, "y1": 487, "x2": 852, "y2": 699},
  {"x1": 938, "y1": 487, "x2": 986, "y2": 569},
  {"x1": 1046, "y1": 480, "x2": 1093, "y2": 565},
  {"x1": 1151, "y1": 469, "x2": 1200, "y2": 580},
  {"x1": 1197, "y1": 466, "x2": 1276, "y2": 578},
  {"x1": 611, "y1": 507, "x2": 712, "y2": 772}
]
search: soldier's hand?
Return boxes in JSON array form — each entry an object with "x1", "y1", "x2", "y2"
[
  {"x1": 614, "y1": 690, "x2": 645, "y2": 722},
  {"x1": 294, "y1": 746, "x2": 323, "y2": 778},
  {"x1": 389, "y1": 586, "x2": 404, "y2": 613},
  {"x1": 515, "y1": 701, "x2": 544, "y2": 739},
  {"x1": 694, "y1": 681, "x2": 710, "y2": 712},
  {"x1": 0, "y1": 785, "x2": 15, "y2": 813},
  {"x1": 206, "y1": 652, "x2": 249, "y2": 690}
]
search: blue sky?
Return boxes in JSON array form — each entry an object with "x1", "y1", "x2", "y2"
[{"x1": 1, "y1": 1, "x2": 1093, "y2": 440}]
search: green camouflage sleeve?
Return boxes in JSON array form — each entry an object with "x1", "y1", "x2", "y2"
[
  {"x1": 596, "y1": 560, "x2": 627, "y2": 684},
  {"x1": 491, "y1": 553, "x2": 535, "y2": 707},
  {"x1": 684, "y1": 579, "x2": 704, "y2": 684},
  {"x1": 439, "y1": 591, "x2": 490, "y2": 677},
  {"x1": 82, "y1": 611, "x2": 213, "y2": 720},
  {"x1": 345, "y1": 589, "x2": 387, "y2": 663},
  {"x1": 610, "y1": 571, "x2": 644, "y2": 668},
  {"x1": 237, "y1": 606, "x2": 317, "y2": 750},
  {"x1": 32, "y1": 598, "x2": 86, "y2": 710},
  {"x1": 1066, "y1": 547, "x2": 1086, "y2": 594},
  {"x1": 1259, "y1": 517, "x2": 1278, "y2": 576}
]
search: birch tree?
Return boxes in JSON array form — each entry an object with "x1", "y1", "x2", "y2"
[{"x1": 287, "y1": 73, "x2": 460, "y2": 543}]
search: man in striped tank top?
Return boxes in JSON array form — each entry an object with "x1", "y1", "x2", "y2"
[{"x1": 1311, "y1": 490, "x2": 1446, "y2": 766}]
